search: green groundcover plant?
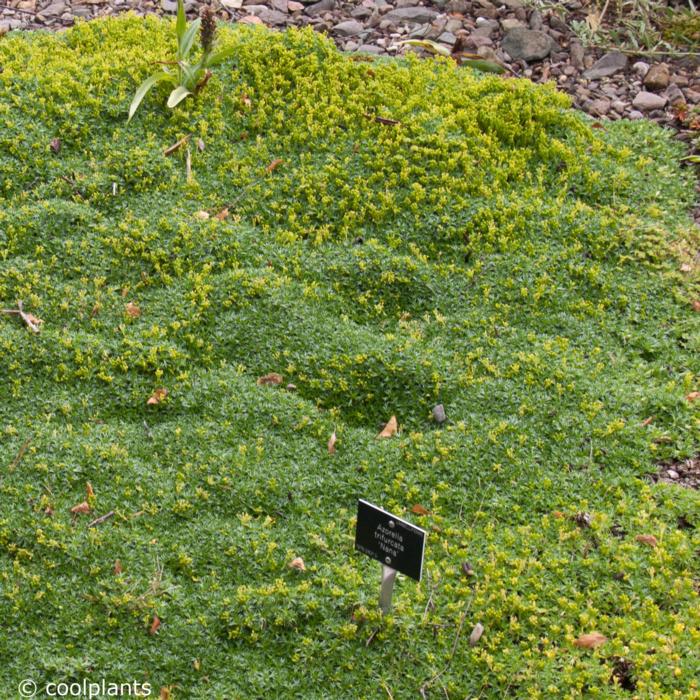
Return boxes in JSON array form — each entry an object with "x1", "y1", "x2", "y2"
[{"x1": 0, "y1": 15, "x2": 699, "y2": 699}]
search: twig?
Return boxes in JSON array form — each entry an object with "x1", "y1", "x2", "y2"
[
  {"x1": 2, "y1": 301, "x2": 42, "y2": 333},
  {"x1": 9, "y1": 437, "x2": 32, "y2": 471},
  {"x1": 87, "y1": 511, "x2": 115, "y2": 528},
  {"x1": 186, "y1": 146, "x2": 192, "y2": 183},
  {"x1": 364, "y1": 113, "x2": 401, "y2": 126},
  {"x1": 163, "y1": 134, "x2": 190, "y2": 157},
  {"x1": 419, "y1": 597, "x2": 473, "y2": 696}
]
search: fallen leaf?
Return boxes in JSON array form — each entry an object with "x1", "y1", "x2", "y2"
[
  {"x1": 680, "y1": 263, "x2": 692, "y2": 273},
  {"x1": 691, "y1": 300, "x2": 700, "y2": 312},
  {"x1": 574, "y1": 631, "x2": 607, "y2": 649},
  {"x1": 461, "y1": 561, "x2": 475, "y2": 577},
  {"x1": 147, "y1": 388, "x2": 168, "y2": 405},
  {"x1": 468, "y1": 622, "x2": 484, "y2": 647},
  {"x1": 327, "y1": 431, "x2": 337, "y2": 455},
  {"x1": 193, "y1": 658, "x2": 201, "y2": 671},
  {"x1": 50, "y1": 137, "x2": 61, "y2": 153},
  {"x1": 635, "y1": 534, "x2": 658, "y2": 547},
  {"x1": 159, "y1": 687, "x2": 171, "y2": 700},
  {"x1": 266, "y1": 158, "x2": 284, "y2": 173},
  {"x1": 586, "y1": 10, "x2": 601, "y2": 32},
  {"x1": 163, "y1": 134, "x2": 190, "y2": 156},
  {"x1": 411, "y1": 504, "x2": 429, "y2": 516},
  {"x1": 114, "y1": 560, "x2": 123, "y2": 575},
  {"x1": 70, "y1": 501, "x2": 91, "y2": 515},
  {"x1": 149, "y1": 614, "x2": 161, "y2": 635},
  {"x1": 686, "y1": 392, "x2": 700, "y2": 402},
  {"x1": 289, "y1": 557, "x2": 306, "y2": 571},
  {"x1": 44, "y1": 506, "x2": 54, "y2": 517},
  {"x1": 86, "y1": 482, "x2": 95, "y2": 499},
  {"x1": 257, "y1": 372, "x2": 283, "y2": 386},
  {"x1": 378, "y1": 415, "x2": 398, "y2": 438},
  {"x1": 125, "y1": 302, "x2": 141, "y2": 318},
  {"x1": 241, "y1": 94, "x2": 252, "y2": 108},
  {"x1": 197, "y1": 138, "x2": 205, "y2": 152},
  {"x1": 194, "y1": 210, "x2": 210, "y2": 220},
  {"x1": 641, "y1": 416, "x2": 654, "y2": 426},
  {"x1": 214, "y1": 207, "x2": 229, "y2": 221},
  {"x1": 552, "y1": 510, "x2": 565, "y2": 519}
]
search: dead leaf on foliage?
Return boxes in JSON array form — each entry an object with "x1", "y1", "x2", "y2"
[
  {"x1": 70, "y1": 501, "x2": 91, "y2": 515},
  {"x1": 194, "y1": 210, "x2": 210, "y2": 221},
  {"x1": 691, "y1": 300, "x2": 700, "y2": 312},
  {"x1": 686, "y1": 392, "x2": 700, "y2": 402},
  {"x1": 641, "y1": 416, "x2": 654, "y2": 426},
  {"x1": 241, "y1": 94, "x2": 252, "y2": 108},
  {"x1": 266, "y1": 158, "x2": 284, "y2": 173},
  {"x1": 411, "y1": 504, "x2": 429, "y2": 516},
  {"x1": 680, "y1": 263, "x2": 693, "y2": 273},
  {"x1": 163, "y1": 134, "x2": 190, "y2": 156},
  {"x1": 257, "y1": 373, "x2": 283, "y2": 386},
  {"x1": 149, "y1": 614, "x2": 161, "y2": 635},
  {"x1": 635, "y1": 534, "x2": 658, "y2": 547},
  {"x1": 160, "y1": 687, "x2": 171, "y2": 700},
  {"x1": 461, "y1": 561, "x2": 475, "y2": 577},
  {"x1": 574, "y1": 631, "x2": 607, "y2": 649},
  {"x1": 147, "y1": 388, "x2": 168, "y2": 405},
  {"x1": 114, "y1": 559, "x2": 123, "y2": 575},
  {"x1": 86, "y1": 482, "x2": 95, "y2": 499},
  {"x1": 327, "y1": 431, "x2": 337, "y2": 455},
  {"x1": 552, "y1": 510, "x2": 565, "y2": 519},
  {"x1": 468, "y1": 622, "x2": 484, "y2": 647},
  {"x1": 288, "y1": 557, "x2": 306, "y2": 571},
  {"x1": 125, "y1": 302, "x2": 141, "y2": 318},
  {"x1": 378, "y1": 415, "x2": 398, "y2": 438},
  {"x1": 50, "y1": 138, "x2": 61, "y2": 153},
  {"x1": 214, "y1": 207, "x2": 229, "y2": 221},
  {"x1": 197, "y1": 138, "x2": 205, "y2": 152}
]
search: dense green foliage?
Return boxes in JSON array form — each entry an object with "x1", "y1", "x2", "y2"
[{"x1": 1, "y1": 16, "x2": 699, "y2": 698}]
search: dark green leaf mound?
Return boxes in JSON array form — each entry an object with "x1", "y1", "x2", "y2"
[{"x1": 0, "y1": 17, "x2": 699, "y2": 698}]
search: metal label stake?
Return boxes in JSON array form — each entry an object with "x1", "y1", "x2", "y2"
[{"x1": 379, "y1": 563, "x2": 398, "y2": 613}]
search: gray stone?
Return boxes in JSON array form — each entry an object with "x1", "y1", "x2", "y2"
[
  {"x1": 384, "y1": 6, "x2": 439, "y2": 24},
  {"x1": 528, "y1": 9, "x2": 543, "y2": 30},
  {"x1": 432, "y1": 404, "x2": 447, "y2": 424},
  {"x1": 501, "y1": 27, "x2": 554, "y2": 62},
  {"x1": 350, "y1": 6, "x2": 372, "y2": 19},
  {"x1": 643, "y1": 63, "x2": 670, "y2": 91},
  {"x1": 501, "y1": 18, "x2": 525, "y2": 31},
  {"x1": 665, "y1": 84, "x2": 685, "y2": 106},
  {"x1": 333, "y1": 19, "x2": 363, "y2": 36},
  {"x1": 628, "y1": 110, "x2": 644, "y2": 120},
  {"x1": 588, "y1": 98, "x2": 611, "y2": 116},
  {"x1": 356, "y1": 44, "x2": 384, "y2": 54},
  {"x1": 437, "y1": 31, "x2": 457, "y2": 44},
  {"x1": 583, "y1": 51, "x2": 627, "y2": 80},
  {"x1": 632, "y1": 91, "x2": 667, "y2": 111},
  {"x1": 632, "y1": 61, "x2": 650, "y2": 77},
  {"x1": 245, "y1": 5, "x2": 288, "y2": 23},
  {"x1": 569, "y1": 41, "x2": 585, "y2": 71},
  {"x1": 498, "y1": 0, "x2": 523, "y2": 7},
  {"x1": 666, "y1": 469, "x2": 680, "y2": 480},
  {"x1": 304, "y1": 0, "x2": 334, "y2": 16}
]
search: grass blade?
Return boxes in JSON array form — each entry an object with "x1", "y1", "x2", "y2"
[
  {"x1": 167, "y1": 85, "x2": 192, "y2": 109},
  {"x1": 127, "y1": 71, "x2": 173, "y2": 122}
]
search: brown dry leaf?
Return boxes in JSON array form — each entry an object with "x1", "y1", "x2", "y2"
[
  {"x1": 552, "y1": 510, "x2": 565, "y2": 519},
  {"x1": 635, "y1": 534, "x2": 658, "y2": 547},
  {"x1": 641, "y1": 416, "x2": 654, "y2": 426},
  {"x1": 574, "y1": 631, "x2": 607, "y2": 649},
  {"x1": 147, "y1": 388, "x2": 168, "y2": 405},
  {"x1": 149, "y1": 614, "x2": 161, "y2": 635},
  {"x1": 266, "y1": 158, "x2": 284, "y2": 173},
  {"x1": 241, "y1": 94, "x2": 252, "y2": 108},
  {"x1": 288, "y1": 557, "x2": 306, "y2": 571},
  {"x1": 586, "y1": 11, "x2": 601, "y2": 32},
  {"x1": 327, "y1": 431, "x2": 337, "y2": 455},
  {"x1": 691, "y1": 300, "x2": 700, "y2": 312},
  {"x1": 680, "y1": 263, "x2": 693, "y2": 273},
  {"x1": 86, "y1": 482, "x2": 95, "y2": 499},
  {"x1": 378, "y1": 415, "x2": 398, "y2": 438},
  {"x1": 194, "y1": 210, "x2": 210, "y2": 221},
  {"x1": 70, "y1": 501, "x2": 91, "y2": 515},
  {"x1": 163, "y1": 134, "x2": 190, "y2": 156},
  {"x1": 125, "y1": 302, "x2": 141, "y2": 318},
  {"x1": 686, "y1": 392, "x2": 700, "y2": 402},
  {"x1": 214, "y1": 207, "x2": 229, "y2": 221},
  {"x1": 114, "y1": 560, "x2": 123, "y2": 575},
  {"x1": 50, "y1": 137, "x2": 61, "y2": 153},
  {"x1": 411, "y1": 503, "x2": 429, "y2": 516},
  {"x1": 257, "y1": 373, "x2": 283, "y2": 386},
  {"x1": 160, "y1": 687, "x2": 171, "y2": 700}
]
